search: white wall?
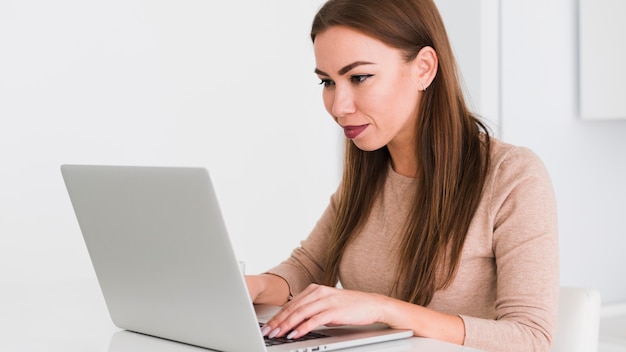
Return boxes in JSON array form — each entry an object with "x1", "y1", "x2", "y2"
[
  {"x1": 500, "y1": 0, "x2": 626, "y2": 304},
  {"x1": 435, "y1": 0, "x2": 500, "y2": 133},
  {"x1": 0, "y1": 0, "x2": 338, "y2": 283},
  {"x1": 2, "y1": 0, "x2": 624, "y2": 305},
  {"x1": 579, "y1": 0, "x2": 626, "y2": 120}
]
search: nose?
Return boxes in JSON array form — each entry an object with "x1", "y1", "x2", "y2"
[{"x1": 327, "y1": 85, "x2": 356, "y2": 119}]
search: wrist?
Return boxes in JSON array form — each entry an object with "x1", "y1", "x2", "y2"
[
  {"x1": 378, "y1": 296, "x2": 465, "y2": 344},
  {"x1": 376, "y1": 294, "x2": 413, "y2": 332},
  {"x1": 255, "y1": 273, "x2": 290, "y2": 306}
]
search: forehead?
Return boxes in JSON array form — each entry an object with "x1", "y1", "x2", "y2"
[{"x1": 313, "y1": 26, "x2": 403, "y2": 72}]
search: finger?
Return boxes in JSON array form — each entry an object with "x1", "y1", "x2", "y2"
[
  {"x1": 286, "y1": 309, "x2": 337, "y2": 339},
  {"x1": 265, "y1": 288, "x2": 334, "y2": 338},
  {"x1": 265, "y1": 302, "x2": 320, "y2": 338},
  {"x1": 264, "y1": 284, "x2": 326, "y2": 328},
  {"x1": 265, "y1": 284, "x2": 349, "y2": 339}
]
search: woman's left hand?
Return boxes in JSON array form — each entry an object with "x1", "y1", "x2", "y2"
[{"x1": 261, "y1": 283, "x2": 391, "y2": 340}]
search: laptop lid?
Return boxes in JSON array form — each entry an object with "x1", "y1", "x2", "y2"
[{"x1": 61, "y1": 165, "x2": 413, "y2": 352}]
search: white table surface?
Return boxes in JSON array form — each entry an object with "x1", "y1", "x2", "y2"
[{"x1": 0, "y1": 279, "x2": 481, "y2": 351}]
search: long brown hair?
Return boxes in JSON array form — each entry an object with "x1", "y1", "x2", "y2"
[{"x1": 312, "y1": 0, "x2": 491, "y2": 306}]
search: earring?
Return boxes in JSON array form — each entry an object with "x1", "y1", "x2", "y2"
[{"x1": 421, "y1": 83, "x2": 427, "y2": 92}]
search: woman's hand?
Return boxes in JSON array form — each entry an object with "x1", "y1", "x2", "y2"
[
  {"x1": 260, "y1": 283, "x2": 465, "y2": 345},
  {"x1": 261, "y1": 283, "x2": 392, "y2": 339},
  {"x1": 244, "y1": 274, "x2": 291, "y2": 306},
  {"x1": 244, "y1": 275, "x2": 264, "y2": 302}
]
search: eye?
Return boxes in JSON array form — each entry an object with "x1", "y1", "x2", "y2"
[
  {"x1": 350, "y1": 74, "x2": 374, "y2": 84},
  {"x1": 319, "y1": 79, "x2": 335, "y2": 88}
]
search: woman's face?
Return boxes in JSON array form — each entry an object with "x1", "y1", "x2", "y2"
[{"x1": 313, "y1": 26, "x2": 423, "y2": 152}]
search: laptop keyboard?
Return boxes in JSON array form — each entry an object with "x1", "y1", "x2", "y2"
[{"x1": 260, "y1": 324, "x2": 329, "y2": 347}]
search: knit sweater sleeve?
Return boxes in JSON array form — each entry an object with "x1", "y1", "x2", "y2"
[
  {"x1": 460, "y1": 146, "x2": 559, "y2": 352},
  {"x1": 266, "y1": 190, "x2": 340, "y2": 296}
]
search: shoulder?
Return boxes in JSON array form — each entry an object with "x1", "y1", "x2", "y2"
[
  {"x1": 483, "y1": 137, "x2": 557, "y2": 226},
  {"x1": 488, "y1": 137, "x2": 547, "y2": 175},
  {"x1": 486, "y1": 137, "x2": 552, "y2": 192}
]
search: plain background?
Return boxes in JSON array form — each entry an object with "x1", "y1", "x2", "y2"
[{"x1": 1, "y1": 0, "x2": 625, "y2": 305}]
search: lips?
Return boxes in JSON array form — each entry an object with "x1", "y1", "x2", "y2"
[{"x1": 343, "y1": 124, "x2": 368, "y2": 139}]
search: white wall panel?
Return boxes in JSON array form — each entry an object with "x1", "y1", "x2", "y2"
[
  {"x1": 501, "y1": 0, "x2": 626, "y2": 304},
  {"x1": 579, "y1": 0, "x2": 626, "y2": 120}
]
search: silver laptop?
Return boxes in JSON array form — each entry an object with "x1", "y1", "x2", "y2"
[{"x1": 61, "y1": 165, "x2": 413, "y2": 352}]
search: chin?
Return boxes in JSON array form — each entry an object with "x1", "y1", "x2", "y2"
[{"x1": 351, "y1": 140, "x2": 385, "y2": 152}]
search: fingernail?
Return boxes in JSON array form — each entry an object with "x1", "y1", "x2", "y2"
[
  {"x1": 269, "y1": 327, "x2": 281, "y2": 339},
  {"x1": 261, "y1": 325, "x2": 271, "y2": 336},
  {"x1": 287, "y1": 330, "x2": 298, "y2": 339}
]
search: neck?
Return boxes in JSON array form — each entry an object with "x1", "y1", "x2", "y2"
[{"x1": 388, "y1": 143, "x2": 418, "y2": 178}]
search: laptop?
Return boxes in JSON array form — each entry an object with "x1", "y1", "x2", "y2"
[
  {"x1": 107, "y1": 329, "x2": 416, "y2": 352},
  {"x1": 61, "y1": 165, "x2": 414, "y2": 352}
]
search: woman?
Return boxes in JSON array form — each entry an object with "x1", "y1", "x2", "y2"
[{"x1": 246, "y1": 0, "x2": 559, "y2": 351}]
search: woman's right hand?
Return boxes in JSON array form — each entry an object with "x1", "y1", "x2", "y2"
[
  {"x1": 244, "y1": 274, "x2": 291, "y2": 306},
  {"x1": 244, "y1": 275, "x2": 265, "y2": 302}
]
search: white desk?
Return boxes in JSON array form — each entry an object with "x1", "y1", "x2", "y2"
[{"x1": 0, "y1": 280, "x2": 481, "y2": 352}]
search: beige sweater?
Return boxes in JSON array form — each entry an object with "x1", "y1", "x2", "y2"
[{"x1": 268, "y1": 138, "x2": 559, "y2": 352}]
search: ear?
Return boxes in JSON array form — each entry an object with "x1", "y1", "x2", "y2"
[{"x1": 414, "y1": 46, "x2": 438, "y2": 91}]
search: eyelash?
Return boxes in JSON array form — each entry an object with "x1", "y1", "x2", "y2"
[
  {"x1": 351, "y1": 74, "x2": 373, "y2": 84},
  {"x1": 318, "y1": 74, "x2": 374, "y2": 88},
  {"x1": 319, "y1": 79, "x2": 334, "y2": 88}
]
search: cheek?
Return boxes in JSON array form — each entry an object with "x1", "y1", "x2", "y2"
[
  {"x1": 359, "y1": 87, "x2": 395, "y2": 118},
  {"x1": 385, "y1": 78, "x2": 420, "y2": 115}
]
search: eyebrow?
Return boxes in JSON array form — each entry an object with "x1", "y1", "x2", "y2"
[{"x1": 314, "y1": 61, "x2": 375, "y2": 76}]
